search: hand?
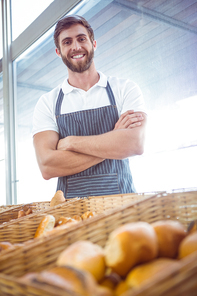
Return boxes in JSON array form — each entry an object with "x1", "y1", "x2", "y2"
[
  {"x1": 57, "y1": 136, "x2": 72, "y2": 151},
  {"x1": 114, "y1": 110, "x2": 144, "y2": 130}
]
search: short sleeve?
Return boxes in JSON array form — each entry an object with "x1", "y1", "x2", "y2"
[
  {"x1": 121, "y1": 80, "x2": 146, "y2": 115},
  {"x1": 32, "y1": 89, "x2": 59, "y2": 136}
]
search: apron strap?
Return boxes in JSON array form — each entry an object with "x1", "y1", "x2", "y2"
[
  {"x1": 106, "y1": 81, "x2": 116, "y2": 106},
  {"x1": 55, "y1": 88, "x2": 64, "y2": 117}
]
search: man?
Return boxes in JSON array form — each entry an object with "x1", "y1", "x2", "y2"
[{"x1": 33, "y1": 15, "x2": 147, "y2": 199}]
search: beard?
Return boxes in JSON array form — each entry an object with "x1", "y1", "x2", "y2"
[{"x1": 60, "y1": 45, "x2": 94, "y2": 73}]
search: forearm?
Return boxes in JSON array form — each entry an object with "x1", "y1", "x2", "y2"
[
  {"x1": 33, "y1": 131, "x2": 104, "y2": 180},
  {"x1": 62, "y1": 128, "x2": 145, "y2": 160},
  {"x1": 37, "y1": 149, "x2": 104, "y2": 180}
]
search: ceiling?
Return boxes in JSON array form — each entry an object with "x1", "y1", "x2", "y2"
[{"x1": 1, "y1": 0, "x2": 197, "y2": 137}]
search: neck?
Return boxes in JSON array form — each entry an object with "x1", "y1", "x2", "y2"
[{"x1": 67, "y1": 63, "x2": 99, "y2": 91}]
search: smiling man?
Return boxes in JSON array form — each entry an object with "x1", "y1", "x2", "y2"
[
  {"x1": 32, "y1": 15, "x2": 147, "y2": 199},
  {"x1": 57, "y1": 27, "x2": 95, "y2": 74}
]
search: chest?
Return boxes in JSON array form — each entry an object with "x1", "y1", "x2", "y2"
[
  {"x1": 57, "y1": 104, "x2": 118, "y2": 137},
  {"x1": 60, "y1": 87, "x2": 117, "y2": 114}
]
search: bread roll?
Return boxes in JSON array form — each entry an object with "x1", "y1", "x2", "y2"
[
  {"x1": 104, "y1": 222, "x2": 158, "y2": 277},
  {"x1": 81, "y1": 211, "x2": 96, "y2": 220},
  {"x1": 42, "y1": 222, "x2": 77, "y2": 237},
  {"x1": 47, "y1": 266, "x2": 97, "y2": 296},
  {"x1": 25, "y1": 208, "x2": 32, "y2": 215},
  {"x1": 34, "y1": 215, "x2": 55, "y2": 238},
  {"x1": 18, "y1": 210, "x2": 26, "y2": 218},
  {"x1": 57, "y1": 240, "x2": 106, "y2": 281},
  {"x1": 0, "y1": 242, "x2": 13, "y2": 252},
  {"x1": 96, "y1": 286, "x2": 114, "y2": 296},
  {"x1": 152, "y1": 220, "x2": 187, "y2": 258},
  {"x1": 50, "y1": 190, "x2": 65, "y2": 207},
  {"x1": 126, "y1": 258, "x2": 180, "y2": 288},
  {"x1": 19, "y1": 266, "x2": 97, "y2": 296},
  {"x1": 55, "y1": 216, "x2": 77, "y2": 227},
  {"x1": 72, "y1": 215, "x2": 82, "y2": 221},
  {"x1": 187, "y1": 220, "x2": 197, "y2": 234},
  {"x1": 114, "y1": 281, "x2": 129, "y2": 296},
  {"x1": 178, "y1": 231, "x2": 197, "y2": 259},
  {"x1": 100, "y1": 272, "x2": 121, "y2": 290}
]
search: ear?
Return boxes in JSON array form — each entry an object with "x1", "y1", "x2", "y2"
[
  {"x1": 93, "y1": 40, "x2": 97, "y2": 51},
  {"x1": 55, "y1": 48, "x2": 61, "y2": 57}
]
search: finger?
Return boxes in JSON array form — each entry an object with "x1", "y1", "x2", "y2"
[
  {"x1": 127, "y1": 121, "x2": 142, "y2": 128},
  {"x1": 119, "y1": 114, "x2": 143, "y2": 128},
  {"x1": 118, "y1": 112, "x2": 143, "y2": 125},
  {"x1": 118, "y1": 110, "x2": 135, "y2": 122},
  {"x1": 115, "y1": 111, "x2": 144, "y2": 129}
]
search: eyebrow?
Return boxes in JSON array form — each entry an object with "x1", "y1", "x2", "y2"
[{"x1": 61, "y1": 33, "x2": 87, "y2": 44}]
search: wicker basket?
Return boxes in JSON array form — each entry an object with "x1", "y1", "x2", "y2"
[
  {"x1": 0, "y1": 204, "x2": 23, "y2": 213},
  {"x1": 0, "y1": 201, "x2": 51, "y2": 224},
  {"x1": 0, "y1": 192, "x2": 150, "y2": 244},
  {"x1": 0, "y1": 251, "x2": 196, "y2": 296},
  {"x1": 0, "y1": 190, "x2": 196, "y2": 296}
]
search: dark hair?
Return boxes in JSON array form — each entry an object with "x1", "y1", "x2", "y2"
[{"x1": 54, "y1": 15, "x2": 94, "y2": 49}]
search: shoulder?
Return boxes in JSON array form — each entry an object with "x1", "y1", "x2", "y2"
[
  {"x1": 107, "y1": 75, "x2": 141, "y2": 93},
  {"x1": 34, "y1": 84, "x2": 62, "y2": 113},
  {"x1": 106, "y1": 75, "x2": 142, "y2": 98},
  {"x1": 106, "y1": 74, "x2": 146, "y2": 114}
]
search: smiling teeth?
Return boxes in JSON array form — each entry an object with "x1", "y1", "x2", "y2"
[{"x1": 73, "y1": 55, "x2": 84, "y2": 59}]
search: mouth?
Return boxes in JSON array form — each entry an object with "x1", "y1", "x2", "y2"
[{"x1": 71, "y1": 54, "x2": 85, "y2": 59}]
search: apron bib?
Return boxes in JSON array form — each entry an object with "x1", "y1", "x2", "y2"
[{"x1": 55, "y1": 82, "x2": 135, "y2": 198}]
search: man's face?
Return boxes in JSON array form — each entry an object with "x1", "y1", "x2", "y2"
[{"x1": 56, "y1": 24, "x2": 96, "y2": 73}]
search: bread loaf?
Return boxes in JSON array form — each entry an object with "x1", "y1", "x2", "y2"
[
  {"x1": 81, "y1": 211, "x2": 96, "y2": 220},
  {"x1": 25, "y1": 208, "x2": 32, "y2": 215},
  {"x1": 19, "y1": 266, "x2": 98, "y2": 296},
  {"x1": 178, "y1": 231, "x2": 197, "y2": 259},
  {"x1": 0, "y1": 242, "x2": 13, "y2": 252},
  {"x1": 115, "y1": 281, "x2": 129, "y2": 296},
  {"x1": 56, "y1": 240, "x2": 106, "y2": 281},
  {"x1": 55, "y1": 216, "x2": 77, "y2": 227},
  {"x1": 152, "y1": 220, "x2": 187, "y2": 258},
  {"x1": 72, "y1": 215, "x2": 82, "y2": 221},
  {"x1": 34, "y1": 215, "x2": 55, "y2": 238},
  {"x1": 187, "y1": 220, "x2": 197, "y2": 234},
  {"x1": 44, "y1": 266, "x2": 97, "y2": 296},
  {"x1": 50, "y1": 190, "x2": 65, "y2": 207},
  {"x1": 126, "y1": 258, "x2": 180, "y2": 288},
  {"x1": 18, "y1": 210, "x2": 26, "y2": 218},
  {"x1": 99, "y1": 271, "x2": 121, "y2": 290},
  {"x1": 104, "y1": 222, "x2": 158, "y2": 276},
  {"x1": 95, "y1": 286, "x2": 114, "y2": 296}
]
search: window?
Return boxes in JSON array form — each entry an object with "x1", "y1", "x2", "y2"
[
  {"x1": 0, "y1": 72, "x2": 6, "y2": 204},
  {"x1": 8, "y1": 0, "x2": 197, "y2": 203},
  {"x1": 11, "y1": 0, "x2": 54, "y2": 40},
  {"x1": 0, "y1": 0, "x2": 2, "y2": 58}
]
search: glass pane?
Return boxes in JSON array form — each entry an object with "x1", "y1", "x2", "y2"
[
  {"x1": 15, "y1": 0, "x2": 197, "y2": 204},
  {"x1": 0, "y1": 72, "x2": 6, "y2": 205},
  {"x1": 11, "y1": 0, "x2": 54, "y2": 40},
  {"x1": 0, "y1": 1, "x2": 2, "y2": 58}
]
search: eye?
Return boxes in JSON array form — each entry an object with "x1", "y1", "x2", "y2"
[
  {"x1": 79, "y1": 37, "x2": 86, "y2": 42},
  {"x1": 62, "y1": 40, "x2": 71, "y2": 46}
]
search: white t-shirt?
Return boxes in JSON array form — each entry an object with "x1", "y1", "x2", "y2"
[{"x1": 32, "y1": 71, "x2": 146, "y2": 136}]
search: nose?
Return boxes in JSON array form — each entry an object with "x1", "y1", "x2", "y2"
[{"x1": 72, "y1": 39, "x2": 81, "y2": 51}]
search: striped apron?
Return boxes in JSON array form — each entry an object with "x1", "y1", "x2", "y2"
[{"x1": 55, "y1": 82, "x2": 135, "y2": 198}]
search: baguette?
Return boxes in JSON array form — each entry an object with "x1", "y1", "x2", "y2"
[{"x1": 34, "y1": 215, "x2": 55, "y2": 238}]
